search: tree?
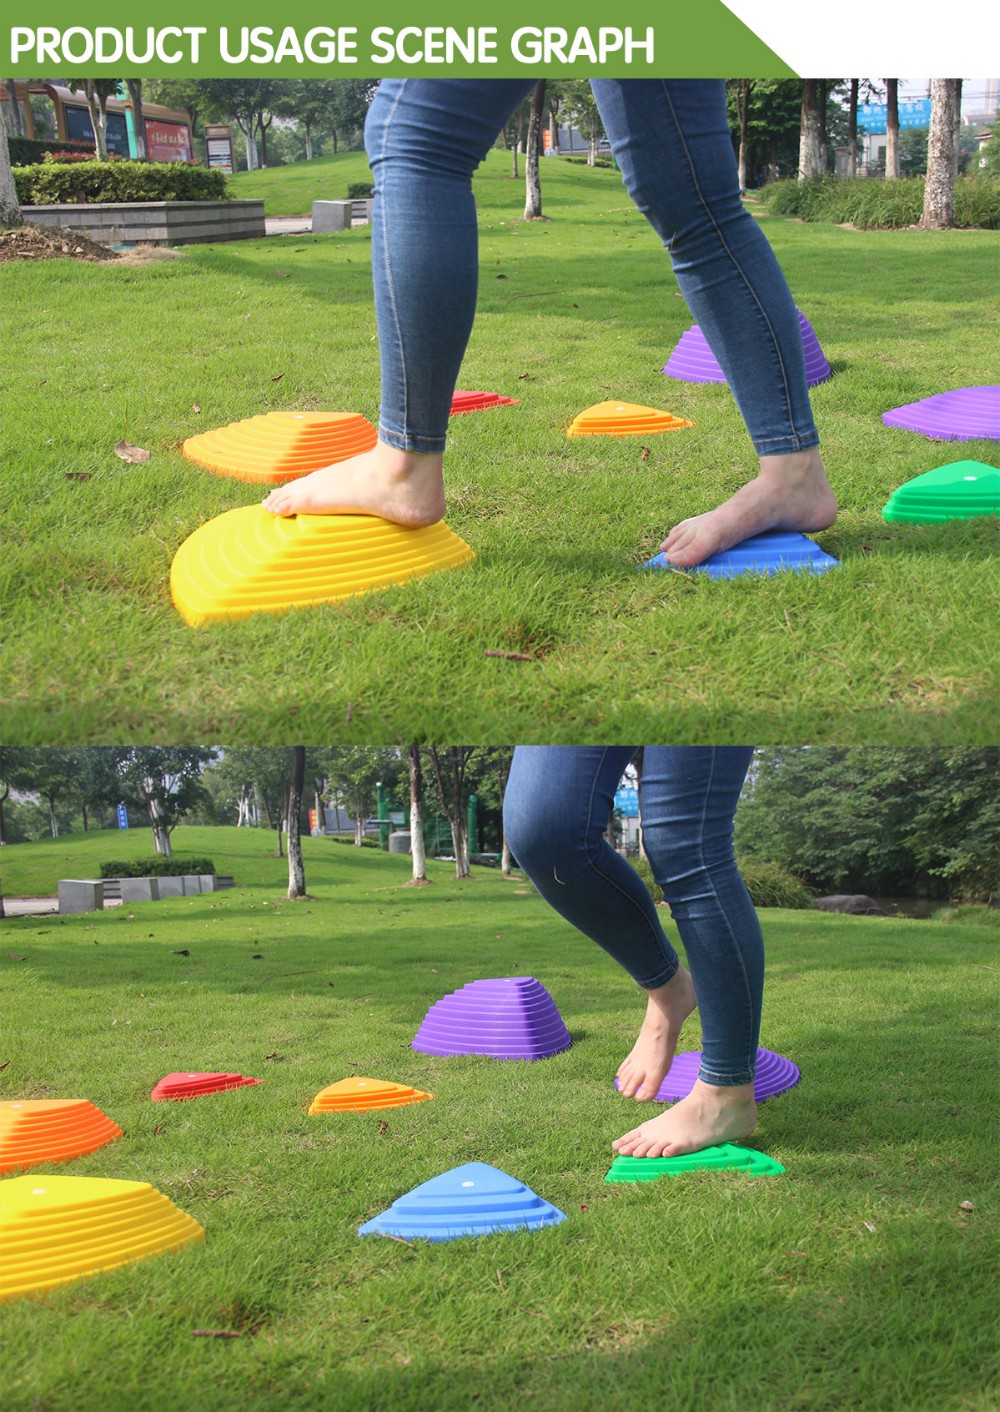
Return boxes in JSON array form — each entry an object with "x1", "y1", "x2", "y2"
[
  {"x1": 798, "y1": 79, "x2": 825, "y2": 179},
  {"x1": 426, "y1": 748, "x2": 478, "y2": 878},
  {"x1": 326, "y1": 747, "x2": 405, "y2": 845},
  {"x1": 194, "y1": 79, "x2": 280, "y2": 170},
  {"x1": 560, "y1": 81, "x2": 605, "y2": 165},
  {"x1": 729, "y1": 79, "x2": 755, "y2": 191},
  {"x1": 67, "y1": 78, "x2": 120, "y2": 158},
  {"x1": 125, "y1": 80, "x2": 146, "y2": 160},
  {"x1": 885, "y1": 79, "x2": 900, "y2": 180},
  {"x1": 208, "y1": 747, "x2": 292, "y2": 851},
  {"x1": 407, "y1": 746, "x2": 430, "y2": 885},
  {"x1": 921, "y1": 79, "x2": 963, "y2": 229},
  {"x1": 524, "y1": 81, "x2": 547, "y2": 220},
  {"x1": 286, "y1": 747, "x2": 307, "y2": 899},
  {"x1": 116, "y1": 748, "x2": 214, "y2": 856},
  {"x1": 0, "y1": 127, "x2": 22, "y2": 228},
  {"x1": 71, "y1": 748, "x2": 122, "y2": 831}
]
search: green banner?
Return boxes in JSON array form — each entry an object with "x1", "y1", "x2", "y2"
[{"x1": 6, "y1": 0, "x2": 797, "y2": 77}]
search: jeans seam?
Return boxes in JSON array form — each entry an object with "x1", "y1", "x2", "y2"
[{"x1": 374, "y1": 81, "x2": 409, "y2": 446}]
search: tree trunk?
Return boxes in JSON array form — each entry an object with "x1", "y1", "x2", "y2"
[
  {"x1": 126, "y1": 80, "x2": 146, "y2": 160},
  {"x1": 149, "y1": 803, "x2": 171, "y2": 856},
  {"x1": 48, "y1": 797, "x2": 59, "y2": 838},
  {"x1": 304, "y1": 124, "x2": 313, "y2": 161},
  {"x1": 523, "y1": 80, "x2": 546, "y2": 219},
  {"x1": 82, "y1": 804, "x2": 89, "y2": 832},
  {"x1": 885, "y1": 80, "x2": 900, "y2": 180},
  {"x1": 920, "y1": 79, "x2": 962, "y2": 229},
  {"x1": 450, "y1": 816, "x2": 470, "y2": 879},
  {"x1": 588, "y1": 133, "x2": 598, "y2": 167},
  {"x1": 275, "y1": 815, "x2": 284, "y2": 857},
  {"x1": 84, "y1": 84, "x2": 108, "y2": 159},
  {"x1": 286, "y1": 746, "x2": 306, "y2": 899},
  {"x1": 737, "y1": 80, "x2": 752, "y2": 191},
  {"x1": 5, "y1": 80, "x2": 25, "y2": 137},
  {"x1": 846, "y1": 79, "x2": 859, "y2": 180},
  {"x1": 0, "y1": 129, "x2": 22, "y2": 228},
  {"x1": 798, "y1": 79, "x2": 825, "y2": 179},
  {"x1": 0, "y1": 786, "x2": 8, "y2": 845},
  {"x1": 548, "y1": 108, "x2": 559, "y2": 155},
  {"x1": 408, "y1": 747, "x2": 429, "y2": 884}
]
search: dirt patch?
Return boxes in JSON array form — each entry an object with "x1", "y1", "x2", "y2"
[{"x1": 0, "y1": 222, "x2": 118, "y2": 263}]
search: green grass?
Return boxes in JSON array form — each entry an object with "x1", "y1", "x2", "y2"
[
  {"x1": 1, "y1": 833, "x2": 996, "y2": 1411},
  {"x1": 228, "y1": 150, "x2": 375, "y2": 215},
  {"x1": 3, "y1": 152, "x2": 998, "y2": 743}
]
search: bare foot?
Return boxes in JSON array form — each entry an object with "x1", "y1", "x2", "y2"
[
  {"x1": 261, "y1": 441, "x2": 446, "y2": 527},
  {"x1": 660, "y1": 447, "x2": 836, "y2": 569},
  {"x1": 616, "y1": 966, "x2": 698, "y2": 1102},
  {"x1": 612, "y1": 1078, "x2": 757, "y2": 1159}
]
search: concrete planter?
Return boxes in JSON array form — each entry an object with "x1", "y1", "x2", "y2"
[
  {"x1": 157, "y1": 876, "x2": 185, "y2": 898},
  {"x1": 120, "y1": 877, "x2": 160, "y2": 903},
  {"x1": 312, "y1": 198, "x2": 373, "y2": 232},
  {"x1": 181, "y1": 875, "x2": 202, "y2": 895},
  {"x1": 22, "y1": 199, "x2": 266, "y2": 247},
  {"x1": 198, "y1": 875, "x2": 216, "y2": 894},
  {"x1": 58, "y1": 879, "x2": 105, "y2": 914}
]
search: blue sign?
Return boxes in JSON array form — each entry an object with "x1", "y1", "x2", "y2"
[
  {"x1": 614, "y1": 786, "x2": 639, "y2": 817},
  {"x1": 116, "y1": 803, "x2": 129, "y2": 829},
  {"x1": 858, "y1": 100, "x2": 932, "y2": 134}
]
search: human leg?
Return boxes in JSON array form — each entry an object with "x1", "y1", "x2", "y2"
[
  {"x1": 612, "y1": 745, "x2": 761, "y2": 1157},
  {"x1": 590, "y1": 80, "x2": 835, "y2": 566},
  {"x1": 264, "y1": 79, "x2": 534, "y2": 521},
  {"x1": 503, "y1": 746, "x2": 697, "y2": 1102}
]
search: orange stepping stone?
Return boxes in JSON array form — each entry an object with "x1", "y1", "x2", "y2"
[
  {"x1": 150, "y1": 1072, "x2": 263, "y2": 1101},
  {"x1": 182, "y1": 410, "x2": 377, "y2": 485},
  {"x1": 171, "y1": 507, "x2": 475, "y2": 627},
  {"x1": 567, "y1": 401, "x2": 693, "y2": 438},
  {"x1": 309, "y1": 1078, "x2": 434, "y2": 1115},
  {"x1": 0, "y1": 1174, "x2": 204, "y2": 1301},
  {"x1": 450, "y1": 390, "x2": 519, "y2": 415},
  {"x1": 0, "y1": 1100, "x2": 122, "y2": 1175}
]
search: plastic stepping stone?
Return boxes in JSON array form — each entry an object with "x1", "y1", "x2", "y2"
[
  {"x1": 882, "y1": 386, "x2": 1000, "y2": 442},
  {"x1": 182, "y1": 410, "x2": 377, "y2": 485},
  {"x1": 170, "y1": 508, "x2": 475, "y2": 626},
  {"x1": 150, "y1": 1072, "x2": 263, "y2": 1102},
  {"x1": 412, "y1": 976, "x2": 572, "y2": 1060},
  {"x1": 0, "y1": 1100, "x2": 122, "y2": 1175},
  {"x1": 642, "y1": 530, "x2": 838, "y2": 579},
  {"x1": 358, "y1": 1161, "x2": 566, "y2": 1242},
  {"x1": 450, "y1": 390, "x2": 519, "y2": 415},
  {"x1": 882, "y1": 459, "x2": 1000, "y2": 523},
  {"x1": 0, "y1": 1174, "x2": 204, "y2": 1301},
  {"x1": 567, "y1": 401, "x2": 693, "y2": 438},
  {"x1": 615, "y1": 1047, "x2": 800, "y2": 1103},
  {"x1": 605, "y1": 1144, "x2": 785, "y2": 1183},
  {"x1": 664, "y1": 310, "x2": 831, "y2": 387},
  {"x1": 308, "y1": 1078, "x2": 433, "y2": 1115}
]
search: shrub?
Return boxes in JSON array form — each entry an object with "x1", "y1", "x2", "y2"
[
  {"x1": 347, "y1": 182, "x2": 374, "y2": 199},
  {"x1": 630, "y1": 854, "x2": 812, "y2": 910},
  {"x1": 13, "y1": 161, "x2": 228, "y2": 206},
  {"x1": 564, "y1": 156, "x2": 614, "y2": 169},
  {"x1": 6, "y1": 135, "x2": 93, "y2": 164},
  {"x1": 100, "y1": 858, "x2": 216, "y2": 878},
  {"x1": 330, "y1": 835, "x2": 380, "y2": 848},
  {"x1": 756, "y1": 174, "x2": 1000, "y2": 230}
]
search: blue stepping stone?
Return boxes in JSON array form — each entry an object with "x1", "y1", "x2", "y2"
[
  {"x1": 358, "y1": 1162, "x2": 566, "y2": 1242},
  {"x1": 643, "y1": 530, "x2": 838, "y2": 579}
]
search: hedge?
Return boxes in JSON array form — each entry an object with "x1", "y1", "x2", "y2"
[
  {"x1": 6, "y1": 135, "x2": 93, "y2": 165},
  {"x1": 631, "y1": 855, "x2": 813, "y2": 911},
  {"x1": 100, "y1": 858, "x2": 217, "y2": 878},
  {"x1": 13, "y1": 161, "x2": 228, "y2": 206},
  {"x1": 755, "y1": 174, "x2": 1000, "y2": 230},
  {"x1": 347, "y1": 182, "x2": 374, "y2": 199}
]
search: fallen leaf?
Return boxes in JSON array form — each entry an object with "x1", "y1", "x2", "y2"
[
  {"x1": 153, "y1": 1124, "x2": 164, "y2": 1135},
  {"x1": 959, "y1": 1200, "x2": 976, "y2": 1212},
  {"x1": 0, "y1": 1060, "x2": 10, "y2": 1071},
  {"x1": 6, "y1": 953, "x2": 26, "y2": 961},
  {"x1": 191, "y1": 1330, "x2": 241, "y2": 1339},
  {"x1": 579, "y1": 1203, "x2": 590, "y2": 1212},
  {"x1": 252, "y1": 954, "x2": 265, "y2": 960},
  {"x1": 191, "y1": 403, "x2": 202, "y2": 414},
  {"x1": 377, "y1": 1120, "x2": 388, "y2": 1136},
  {"x1": 263, "y1": 1051, "x2": 281, "y2": 1061},
  {"x1": 172, "y1": 949, "x2": 191, "y2": 957},
  {"x1": 114, "y1": 440, "x2": 151, "y2": 464},
  {"x1": 38, "y1": 379, "x2": 47, "y2": 386},
  {"x1": 863, "y1": 1221, "x2": 877, "y2": 1233},
  {"x1": 640, "y1": 447, "x2": 651, "y2": 462},
  {"x1": 65, "y1": 471, "x2": 92, "y2": 481},
  {"x1": 345, "y1": 702, "x2": 353, "y2": 723},
  {"x1": 483, "y1": 649, "x2": 533, "y2": 662},
  {"x1": 274, "y1": 269, "x2": 290, "y2": 277},
  {"x1": 496, "y1": 273, "x2": 508, "y2": 280},
  {"x1": 271, "y1": 372, "x2": 285, "y2": 382}
]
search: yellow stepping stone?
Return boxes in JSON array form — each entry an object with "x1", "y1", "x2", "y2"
[
  {"x1": 0, "y1": 1175, "x2": 204, "y2": 1301},
  {"x1": 182, "y1": 410, "x2": 377, "y2": 485},
  {"x1": 0, "y1": 1099, "x2": 122, "y2": 1175},
  {"x1": 308, "y1": 1078, "x2": 434, "y2": 1115},
  {"x1": 567, "y1": 401, "x2": 693, "y2": 437},
  {"x1": 170, "y1": 507, "x2": 475, "y2": 626}
]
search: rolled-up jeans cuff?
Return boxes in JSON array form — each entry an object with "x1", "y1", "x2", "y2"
[
  {"x1": 752, "y1": 431, "x2": 821, "y2": 457},
  {"x1": 378, "y1": 422, "x2": 447, "y2": 455},
  {"x1": 698, "y1": 1065, "x2": 756, "y2": 1088}
]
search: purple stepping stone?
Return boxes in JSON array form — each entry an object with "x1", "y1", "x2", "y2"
[
  {"x1": 881, "y1": 386, "x2": 1000, "y2": 442},
  {"x1": 614, "y1": 1046, "x2": 800, "y2": 1103},
  {"x1": 412, "y1": 976, "x2": 572, "y2": 1061},
  {"x1": 664, "y1": 310, "x2": 831, "y2": 387}
]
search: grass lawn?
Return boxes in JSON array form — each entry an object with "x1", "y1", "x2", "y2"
[
  {"x1": 2, "y1": 152, "x2": 998, "y2": 743},
  {"x1": 0, "y1": 830, "x2": 996, "y2": 1411}
]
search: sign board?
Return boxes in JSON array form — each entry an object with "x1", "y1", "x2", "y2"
[
  {"x1": 145, "y1": 119, "x2": 193, "y2": 163},
  {"x1": 116, "y1": 803, "x2": 129, "y2": 829},
  {"x1": 205, "y1": 123, "x2": 235, "y2": 173},
  {"x1": 858, "y1": 99, "x2": 932, "y2": 134},
  {"x1": 614, "y1": 786, "x2": 639, "y2": 817}
]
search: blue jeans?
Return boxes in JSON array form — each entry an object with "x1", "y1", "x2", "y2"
[
  {"x1": 365, "y1": 79, "x2": 819, "y2": 457},
  {"x1": 503, "y1": 746, "x2": 762, "y2": 1087}
]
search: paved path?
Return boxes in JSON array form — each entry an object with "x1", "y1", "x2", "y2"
[
  {"x1": 265, "y1": 217, "x2": 313, "y2": 236},
  {"x1": 2, "y1": 896, "x2": 123, "y2": 918}
]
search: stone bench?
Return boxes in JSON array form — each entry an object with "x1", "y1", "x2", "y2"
[
  {"x1": 58, "y1": 879, "x2": 105, "y2": 914},
  {"x1": 311, "y1": 198, "x2": 373, "y2": 233},
  {"x1": 60, "y1": 875, "x2": 225, "y2": 911}
]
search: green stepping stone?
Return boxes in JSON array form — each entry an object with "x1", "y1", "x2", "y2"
[
  {"x1": 882, "y1": 460, "x2": 1000, "y2": 524},
  {"x1": 605, "y1": 1143, "x2": 785, "y2": 1183}
]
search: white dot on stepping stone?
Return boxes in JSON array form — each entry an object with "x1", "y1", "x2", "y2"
[
  {"x1": 461, "y1": 1181, "x2": 475, "y2": 1187},
  {"x1": 11, "y1": 1104, "x2": 21, "y2": 1109},
  {"x1": 963, "y1": 475, "x2": 978, "y2": 481},
  {"x1": 33, "y1": 1188, "x2": 46, "y2": 1195}
]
